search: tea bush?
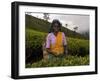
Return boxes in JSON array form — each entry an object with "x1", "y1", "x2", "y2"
[
  {"x1": 26, "y1": 29, "x2": 47, "y2": 62},
  {"x1": 26, "y1": 29, "x2": 89, "y2": 65},
  {"x1": 26, "y1": 55, "x2": 89, "y2": 68},
  {"x1": 67, "y1": 38, "x2": 89, "y2": 56}
]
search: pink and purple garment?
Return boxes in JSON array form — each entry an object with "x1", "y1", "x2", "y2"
[{"x1": 46, "y1": 32, "x2": 67, "y2": 49}]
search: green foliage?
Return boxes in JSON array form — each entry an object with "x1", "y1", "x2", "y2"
[
  {"x1": 26, "y1": 29, "x2": 46, "y2": 49},
  {"x1": 26, "y1": 55, "x2": 89, "y2": 68},
  {"x1": 26, "y1": 14, "x2": 50, "y2": 33},
  {"x1": 67, "y1": 38, "x2": 89, "y2": 56},
  {"x1": 26, "y1": 29, "x2": 47, "y2": 59},
  {"x1": 26, "y1": 29, "x2": 89, "y2": 57}
]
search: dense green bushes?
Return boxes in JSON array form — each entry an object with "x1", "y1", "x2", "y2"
[
  {"x1": 26, "y1": 29, "x2": 46, "y2": 61},
  {"x1": 25, "y1": 29, "x2": 89, "y2": 67},
  {"x1": 68, "y1": 38, "x2": 89, "y2": 56},
  {"x1": 26, "y1": 29, "x2": 46, "y2": 49},
  {"x1": 26, "y1": 55, "x2": 89, "y2": 68}
]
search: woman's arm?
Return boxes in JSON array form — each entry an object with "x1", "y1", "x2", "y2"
[
  {"x1": 64, "y1": 45, "x2": 68, "y2": 55},
  {"x1": 46, "y1": 48, "x2": 56, "y2": 55},
  {"x1": 46, "y1": 48, "x2": 51, "y2": 54},
  {"x1": 62, "y1": 32, "x2": 68, "y2": 55}
]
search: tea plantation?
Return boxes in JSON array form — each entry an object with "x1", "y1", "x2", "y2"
[{"x1": 26, "y1": 29, "x2": 89, "y2": 68}]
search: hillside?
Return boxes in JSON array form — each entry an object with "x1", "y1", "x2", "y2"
[{"x1": 25, "y1": 14, "x2": 87, "y2": 39}]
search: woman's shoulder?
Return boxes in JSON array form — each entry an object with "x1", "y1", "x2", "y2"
[
  {"x1": 48, "y1": 32, "x2": 53, "y2": 35},
  {"x1": 47, "y1": 32, "x2": 53, "y2": 37}
]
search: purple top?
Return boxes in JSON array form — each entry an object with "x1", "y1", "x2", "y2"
[{"x1": 46, "y1": 32, "x2": 67, "y2": 48}]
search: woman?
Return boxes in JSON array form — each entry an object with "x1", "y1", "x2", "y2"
[{"x1": 43, "y1": 19, "x2": 68, "y2": 60}]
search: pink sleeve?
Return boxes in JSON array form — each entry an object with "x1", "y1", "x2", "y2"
[
  {"x1": 62, "y1": 32, "x2": 67, "y2": 45},
  {"x1": 46, "y1": 34, "x2": 51, "y2": 48}
]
